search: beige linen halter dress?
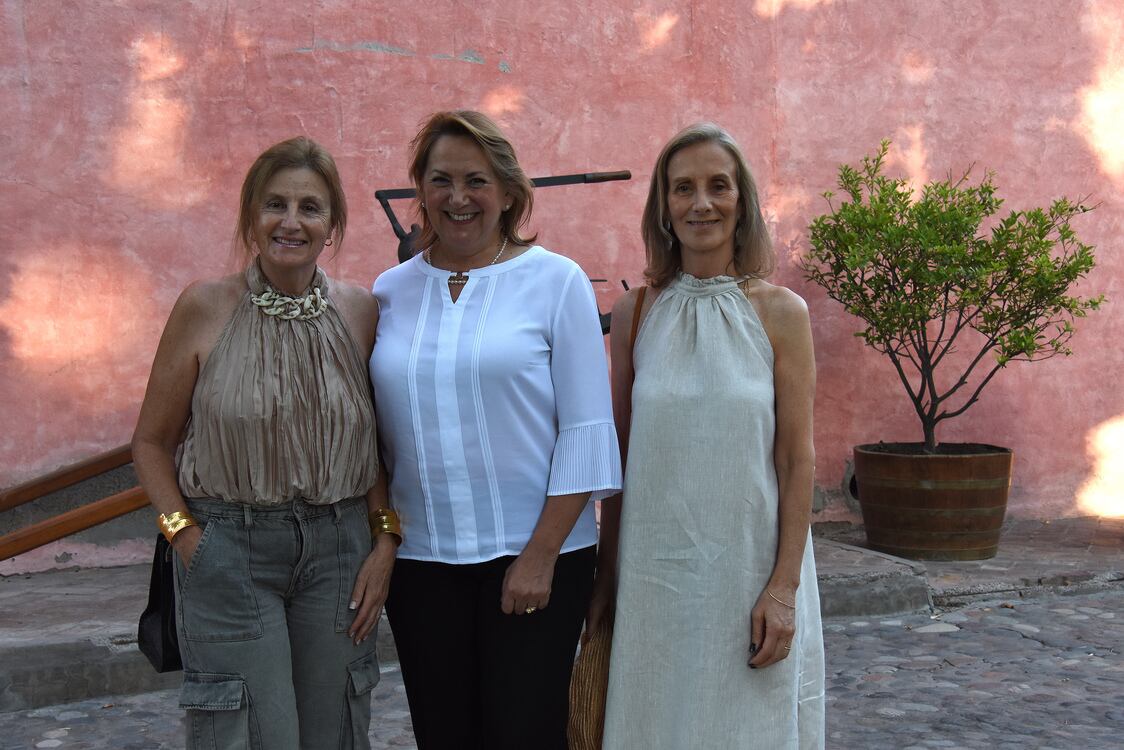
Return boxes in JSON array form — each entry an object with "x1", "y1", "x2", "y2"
[{"x1": 603, "y1": 273, "x2": 825, "y2": 749}]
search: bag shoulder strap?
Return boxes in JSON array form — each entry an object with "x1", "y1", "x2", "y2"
[{"x1": 629, "y1": 286, "x2": 647, "y2": 354}]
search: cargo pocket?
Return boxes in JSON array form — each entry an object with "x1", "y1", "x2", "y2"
[
  {"x1": 342, "y1": 651, "x2": 380, "y2": 749},
  {"x1": 180, "y1": 672, "x2": 251, "y2": 750}
]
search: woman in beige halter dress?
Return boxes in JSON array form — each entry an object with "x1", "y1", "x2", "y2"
[
  {"x1": 132, "y1": 137, "x2": 397, "y2": 749},
  {"x1": 588, "y1": 124, "x2": 825, "y2": 749}
]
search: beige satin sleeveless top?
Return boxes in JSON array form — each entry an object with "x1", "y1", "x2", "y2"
[{"x1": 175, "y1": 262, "x2": 379, "y2": 506}]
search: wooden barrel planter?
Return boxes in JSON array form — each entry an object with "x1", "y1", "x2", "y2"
[{"x1": 853, "y1": 443, "x2": 1013, "y2": 561}]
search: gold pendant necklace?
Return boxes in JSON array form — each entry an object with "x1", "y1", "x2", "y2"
[{"x1": 426, "y1": 236, "x2": 509, "y2": 286}]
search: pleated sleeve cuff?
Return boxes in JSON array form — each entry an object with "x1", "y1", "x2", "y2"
[{"x1": 547, "y1": 421, "x2": 623, "y2": 503}]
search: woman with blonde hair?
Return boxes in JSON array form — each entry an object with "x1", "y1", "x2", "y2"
[
  {"x1": 589, "y1": 123, "x2": 826, "y2": 748},
  {"x1": 370, "y1": 110, "x2": 620, "y2": 749}
]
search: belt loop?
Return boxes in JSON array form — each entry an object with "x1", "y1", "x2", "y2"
[
  {"x1": 332, "y1": 502, "x2": 343, "y2": 525},
  {"x1": 243, "y1": 504, "x2": 253, "y2": 529}
]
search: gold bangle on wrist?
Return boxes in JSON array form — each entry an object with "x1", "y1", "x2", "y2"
[
  {"x1": 157, "y1": 511, "x2": 198, "y2": 543},
  {"x1": 368, "y1": 508, "x2": 403, "y2": 546},
  {"x1": 766, "y1": 589, "x2": 797, "y2": 609}
]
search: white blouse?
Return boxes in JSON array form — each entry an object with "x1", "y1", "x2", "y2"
[{"x1": 371, "y1": 246, "x2": 622, "y2": 563}]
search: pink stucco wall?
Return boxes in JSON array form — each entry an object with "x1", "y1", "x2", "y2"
[{"x1": 3, "y1": 0, "x2": 1122, "y2": 544}]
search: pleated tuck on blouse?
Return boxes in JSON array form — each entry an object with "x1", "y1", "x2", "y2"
[{"x1": 176, "y1": 262, "x2": 379, "y2": 506}]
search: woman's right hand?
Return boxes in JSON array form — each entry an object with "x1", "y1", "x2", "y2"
[
  {"x1": 171, "y1": 525, "x2": 204, "y2": 572},
  {"x1": 583, "y1": 570, "x2": 616, "y2": 645}
]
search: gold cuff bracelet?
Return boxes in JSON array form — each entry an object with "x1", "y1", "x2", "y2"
[
  {"x1": 157, "y1": 511, "x2": 198, "y2": 543},
  {"x1": 369, "y1": 508, "x2": 403, "y2": 546}
]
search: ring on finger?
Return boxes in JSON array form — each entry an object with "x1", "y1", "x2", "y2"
[
  {"x1": 783, "y1": 642, "x2": 792, "y2": 651},
  {"x1": 525, "y1": 606, "x2": 537, "y2": 614}
]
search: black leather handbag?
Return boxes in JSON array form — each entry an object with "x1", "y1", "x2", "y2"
[{"x1": 137, "y1": 534, "x2": 183, "y2": 673}]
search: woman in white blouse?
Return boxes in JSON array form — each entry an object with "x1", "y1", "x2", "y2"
[{"x1": 369, "y1": 110, "x2": 621, "y2": 750}]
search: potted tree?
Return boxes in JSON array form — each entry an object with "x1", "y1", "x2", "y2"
[{"x1": 802, "y1": 141, "x2": 1102, "y2": 560}]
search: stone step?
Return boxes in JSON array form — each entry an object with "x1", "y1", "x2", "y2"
[{"x1": 0, "y1": 539, "x2": 934, "y2": 712}]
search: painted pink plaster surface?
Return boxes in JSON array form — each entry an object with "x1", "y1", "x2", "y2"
[{"x1": 2, "y1": 0, "x2": 1122, "y2": 560}]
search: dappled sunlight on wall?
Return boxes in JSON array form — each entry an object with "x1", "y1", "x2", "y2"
[
  {"x1": 132, "y1": 32, "x2": 185, "y2": 81},
  {"x1": 635, "y1": 11, "x2": 679, "y2": 50},
  {"x1": 107, "y1": 32, "x2": 209, "y2": 209},
  {"x1": 3, "y1": 0, "x2": 1120, "y2": 525},
  {"x1": 900, "y1": 50, "x2": 935, "y2": 85},
  {"x1": 1075, "y1": 0, "x2": 1124, "y2": 184},
  {"x1": 1077, "y1": 415, "x2": 1124, "y2": 517},
  {"x1": 887, "y1": 124, "x2": 930, "y2": 191},
  {"x1": 754, "y1": 0, "x2": 833, "y2": 19},
  {"x1": 482, "y1": 85, "x2": 526, "y2": 118},
  {"x1": 0, "y1": 252, "x2": 155, "y2": 373},
  {"x1": 763, "y1": 184, "x2": 814, "y2": 268}
]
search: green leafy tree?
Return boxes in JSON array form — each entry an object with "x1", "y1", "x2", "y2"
[{"x1": 802, "y1": 141, "x2": 1103, "y2": 453}]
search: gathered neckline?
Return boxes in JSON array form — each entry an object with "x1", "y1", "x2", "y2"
[
  {"x1": 670, "y1": 271, "x2": 752, "y2": 296},
  {"x1": 245, "y1": 260, "x2": 330, "y2": 321},
  {"x1": 676, "y1": 271, "x2": 743, "y2": 286},
  {"x1": 247, "y1": 258, "x2": 327, "y2": 297}
]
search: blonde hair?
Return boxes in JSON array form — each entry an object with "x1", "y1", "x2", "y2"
[
  {"x1": 409, "y1": 110, "x2": 536, "y2": 251},
  {"x1": 641, "y1": 123, "x2": 773, "y2": 287}
]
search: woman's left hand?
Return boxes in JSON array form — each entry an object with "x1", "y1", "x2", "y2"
[
  {"x1": 347, "y1": 535, "x2": 397, "y2": 644},
  {"x1": 501, "y1": 545, "x2": 557, "y2": 615},
  {"x1": 748, "y1": 584, "x2": 797, "y2": 669}
]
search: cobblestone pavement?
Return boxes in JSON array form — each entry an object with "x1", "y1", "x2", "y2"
[
  {"x1": 824, "y1": 587, "x2": 1124, "y2": 749},
  {"x1": 0, "y1": 664, "x2": 416, "y2": 750},
  {"x1": 3, "y1": 588, "x2": 1122, "y2": 749}
]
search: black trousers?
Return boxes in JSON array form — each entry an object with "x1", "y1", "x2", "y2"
[{"x1": 385, "y1": 545, "x2": 596, "y2": 750}]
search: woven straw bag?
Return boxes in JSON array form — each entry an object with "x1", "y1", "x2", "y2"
[{"x1": 567, "y1": 614, "x2": 613, "y2": 750}]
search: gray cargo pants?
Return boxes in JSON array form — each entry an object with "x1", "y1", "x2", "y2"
[{"x1": 173, "y1": 495, "x2": 379, "y2": 750}]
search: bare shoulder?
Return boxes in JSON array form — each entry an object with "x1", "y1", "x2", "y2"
[
  {"x1": 610, "y1": 287, "x2": 645, "y2": 327},
  {"x1": 746, "y1": 278, "x2": 807, "y2": 321},
  {"x1": 330, "y1": 278, "x2": 378, "y2": 354},
  {"x1": 743, "y1": 279, "x2": 810, "y2": 349},
  {"x1": 610, "y1": 285, "x2": 659, "y2": 346},
  {"x1": 172, "y1": 273, "x2": 244, "y2": 327},
  {"x1": 331, "y1": 279, "x2": 379, "y2": 318},
  {"x1": 153, "y1": 273, "x2": 244, "y2": 366}
]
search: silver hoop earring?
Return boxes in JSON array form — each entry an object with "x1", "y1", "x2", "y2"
[{"x1": 421, "y1": 202, "x2": 426, "y2": 208}]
